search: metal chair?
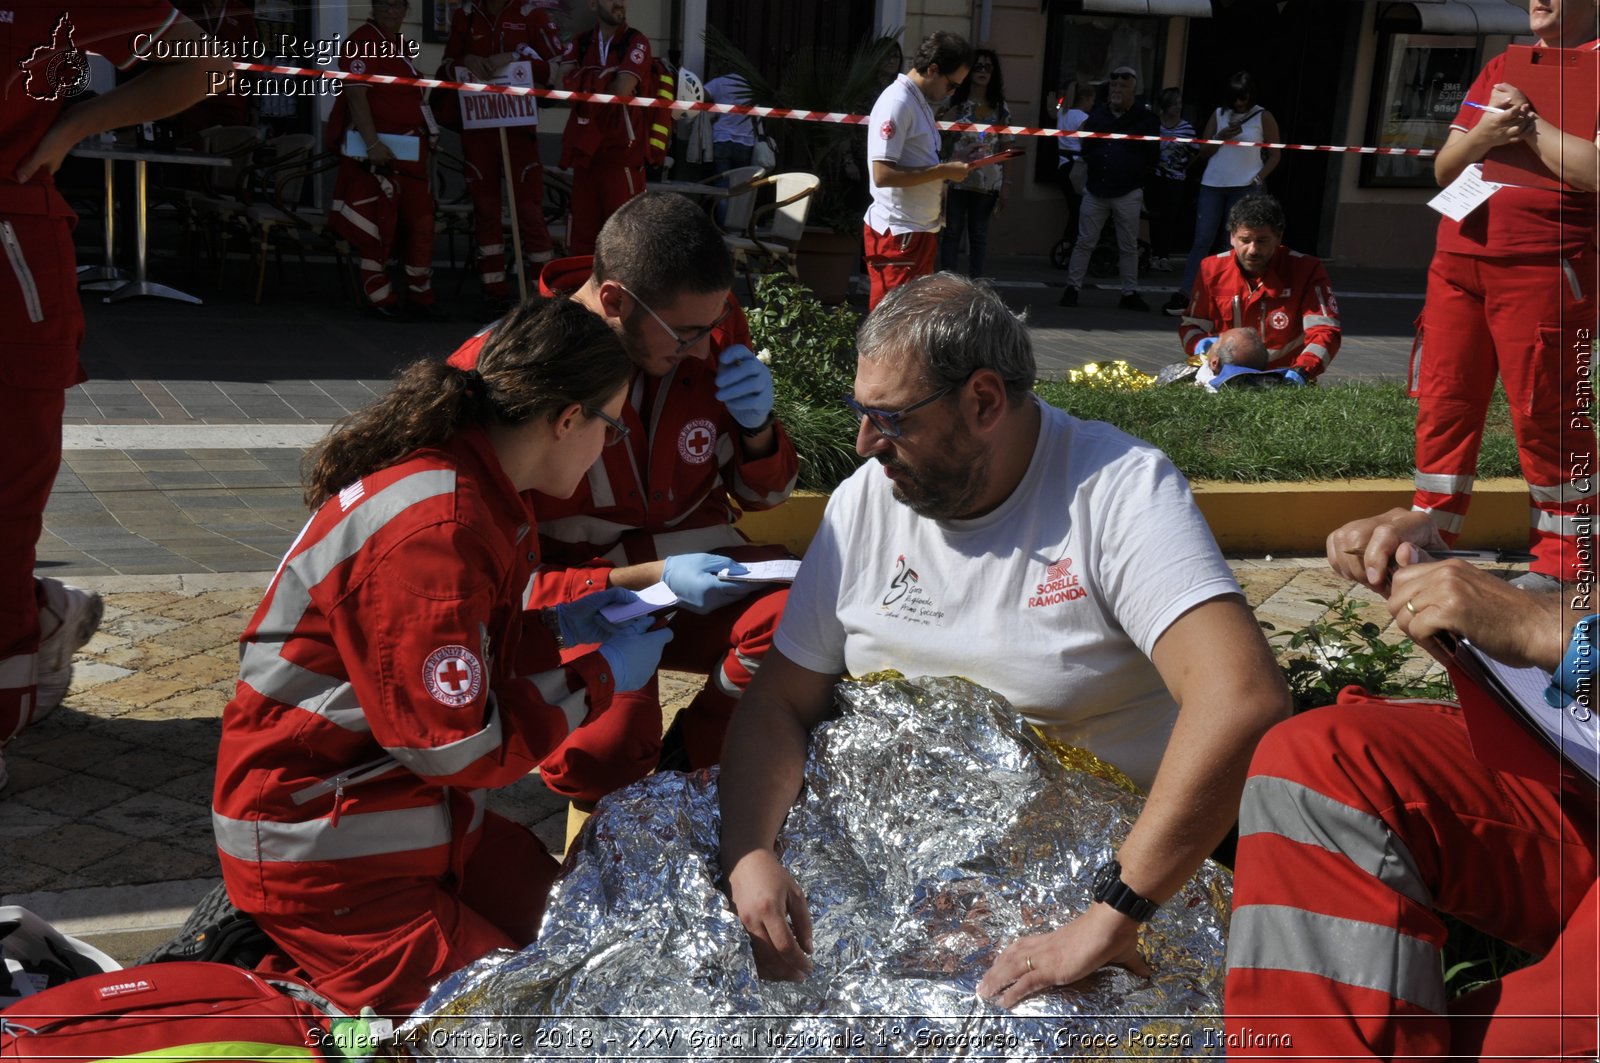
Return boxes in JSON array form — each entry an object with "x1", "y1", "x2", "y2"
[{"x1": 721, "y1": 171, "x2": 821, "y2": 282}]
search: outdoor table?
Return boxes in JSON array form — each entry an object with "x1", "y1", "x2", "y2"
[{"x1": 69, "y1": 144, "x2": 231, "y2": 305}]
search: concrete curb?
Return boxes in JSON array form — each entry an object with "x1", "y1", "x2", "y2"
[{"x1": 736, "y1": 479, "x2": 1534, "y2": 557}]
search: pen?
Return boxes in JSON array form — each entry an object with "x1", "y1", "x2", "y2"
[
  {"x1": 1461, "y1": 101, "x2": 1509, "y2": 114},
  {"x1": 1342, "y1": 548, "x2": 1537, "y2": 564}
]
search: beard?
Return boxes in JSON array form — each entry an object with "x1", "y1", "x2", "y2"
[{"x1": 878, "y1": 419, "x2": 989, "y2": 520}]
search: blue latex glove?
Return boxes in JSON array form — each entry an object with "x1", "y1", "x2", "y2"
[
  {"x1": 553, "y1": 587, "x2": 651, "y2": 647},
  {"x1": 662, "y1": 552, "x2": 752, "y2": 614},
  {"x1": 713, "y1": 344, "x2": 775, "y2": 431},
  {"x1": 1283, "y1": 368, "x2": 1309, "y2": 387},
  {"x1": 599, "y1": 626, "x2": 674, "y2": 692}
]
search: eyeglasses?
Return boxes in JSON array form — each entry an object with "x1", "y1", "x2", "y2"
[
  {"x1": 618, "y1": 284, "x2": 735, "y2": 355},
  {"x1": 587, "y1": 408, "x2": 630, "y2": 446},
  {"x1": 1110, "y1": 72, "x2": 1136, "y2": 81},
  {"x1": 972, "y1": 62, "x2": 994, "y2": 72},
  {"x1": 844, "y1": 382, "x2": 959, "y2": 439}
]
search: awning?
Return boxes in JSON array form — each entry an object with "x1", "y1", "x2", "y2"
[
  {"x1": 1381, "y1": 0, "x2": 1530, "y2": 34},
  {"x1": 1048, "y1": 0, "x2": 1214, "y2": 17}
]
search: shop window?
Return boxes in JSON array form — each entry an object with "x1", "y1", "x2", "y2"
[
  {"x1": 1035, "y1": 11, "x2": 1165, "y2": 183},
  {"x1": 1362, "y1": 32, "x2": 1481, "y2": 187}
]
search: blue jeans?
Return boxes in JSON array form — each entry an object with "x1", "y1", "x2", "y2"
[
  {"x1": 940, "y1": 189, "x2": 999, "y2": 278},
  {"x1": 1179, "y1": 184, "x2": 1251, "y2": 293}
]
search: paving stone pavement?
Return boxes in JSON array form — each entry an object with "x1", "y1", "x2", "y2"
[{"x1": 0, "y1": 556, "x2": 1466, "y2": 965}]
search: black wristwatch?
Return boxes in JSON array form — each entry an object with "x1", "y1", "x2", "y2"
[{"x1": 1091, "y1": 859, "x2": 1160, "y2": 922}]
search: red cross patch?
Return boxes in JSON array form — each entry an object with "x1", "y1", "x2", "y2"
[
  {"x1": 423, "y1": 645, "x2": 483, "y2": 707},
  {"x1": 349, "y1": 58, "x2": 366, "y2": 76},
  {"x1": 879, "y1": 119, "x2": 896, "y2": 141},
  {"x1": 677, "y1": 417, "x2": 717, "y2": 465},
  {"x1": 629, "y1": 41, "x2": 647, "y2": 66},
  {"x1": 1268, "y1": 309, "x2": 1291, "y2": 331}
]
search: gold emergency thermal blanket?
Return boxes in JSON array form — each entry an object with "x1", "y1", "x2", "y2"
[{"x1": 402, "y1": 675, "x2": 1232, "y2": 1059}]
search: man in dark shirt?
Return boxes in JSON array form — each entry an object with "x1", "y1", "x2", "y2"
[{"x1": 1057, "y1": 64, "x2": 1160, "y2": 310}]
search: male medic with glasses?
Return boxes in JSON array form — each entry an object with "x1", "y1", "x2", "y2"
[
  {"x1": 448, "y1": 193, "x2": 798, "y2": 839},
  {"x1": 719, "y1": 273, "x2": 1290, "y2": 1006}
]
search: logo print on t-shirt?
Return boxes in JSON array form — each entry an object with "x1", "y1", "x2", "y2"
[
  {"x1": 1028, "y1": 556, "x2": 1089, "y2": 609},
  {"x1": 677, "y1": 418, "x2": 717, "y2": 465},
  {"x1": 1268, "y1": 308, "x2": 1290, "y2": 331},
  {"x1": 423, "y1": 645, "x2": 483, "y2": 707},
  {"x1": 879, "y1": 120, "x2": 896, "y2": 141},
  {"x1": 882, "y1": 554, "x2": 919, "y2": 607}
]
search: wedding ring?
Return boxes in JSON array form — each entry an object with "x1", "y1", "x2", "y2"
[
  {"x1": 1025, "y1": 956, "x2": 1034, "y2": 973},
  {"x1": 1405, "y1": 599, "x2": 1418, "y2": 615}
]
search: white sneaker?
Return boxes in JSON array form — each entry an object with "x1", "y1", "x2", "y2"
[{"x1": 34, "y1": 579, "x2": 104, "y2": 721}]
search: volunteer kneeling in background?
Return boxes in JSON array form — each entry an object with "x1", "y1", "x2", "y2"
[{"x1": 211, "y1": 299, "x2": 672, "y2": 1016}]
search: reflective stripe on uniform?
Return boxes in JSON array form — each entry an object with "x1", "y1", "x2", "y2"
[
  {"x1": 1533, "y1": 508, "x2": 1591, "y2": 537},
  {"x1": 1528, "y1": 479, "x2": 1597, "y2": 505},
  {"x1": 528, "y1": 667, "x2": 587, "y2": 732},
  {"x1": 1413, "y1": 471, "x2": 1475, "y2": 496},
  {"x1": 214, "y1": 803, "x2": 453, "y2": 863},
  {"x1": 0, "y1": 655, "x2": 36, "y2": 687},
  {"x1": 1303, "y1": 314, "x2": 1339, "y2": 329},
  {"x1": 1301, "y1": 343, "x2": 1330, "y2": 366},
  {"x1": 240, "y1": 470, "x2": 458, "y2": 726},
  {"x1": 1227, "y1": 905, "x2": 1447, "y2": 1014},
  {"x1": 1412, "y1": 505, "x2": 1465, "y2": 534},
  {"x1": 335, "y1": 202, "x2": 381, "y2": 242},
  {"x1": 388, "y1": 703, "x2": 505, "y2": 778},
  {"x1": 1239, "y1": 775, "x2": 1433, "y2": 907}
]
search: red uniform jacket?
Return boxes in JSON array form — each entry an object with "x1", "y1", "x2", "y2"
[
  {"x1": 325, "y1": 19, "x2": 431, "y2": 149},
  {"x1": 1178, "y1": 246, "x2": 1342, "y2": 376},
  {"x1": 558, "y1": 21, "x2": 652, "y2": 168},
  {"x1": 213, "y1": 427, "x2": 615, "y2": 915},
  {"x1": 446, "y1": 257, "x2": 800, "y2": 604},
  {"x1": 442, "y1": 0, "x2": 564, "y2": 89}
]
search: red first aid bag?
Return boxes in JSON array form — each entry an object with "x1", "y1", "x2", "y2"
[{"x1": 0, "y1": 962, "x2": 338, "y2": 1061}]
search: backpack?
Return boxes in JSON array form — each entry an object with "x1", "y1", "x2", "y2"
[
  {"x1": 0, "y1": 963, "x2": 342, "y2": 1061},
  {"x1": 567, "y1": 25, "x2": 675, "y2": 168}
]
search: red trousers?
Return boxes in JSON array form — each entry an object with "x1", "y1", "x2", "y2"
[
  {"x1": 1225, "y1": 691, "x2": 1598, "y2": 1060},
  {"x1": 1, "y1": 203, "x2": 83, "y2": 740},
  {"x1": 1410, "y1": 249, "x2": 1597, "y2": 581},
  {"x1": 564, "y1": 149, "x2": 644, "y2": 257},
  {"x1": 0, "y1": 390, "x2": 66, "y2": 742},
  {"x1": 539, "y1": 578, "x2": 787, "y2": 804},
  {"x1": 252, "y1": 811, "x2": 558, "y2": 1017},
  {"x1": 330, "y1": 155, "x2": 436, "y2": 308},
  {"x1": 864, "y1": 224, "x2": 938, "y2": 310},
  {"x1": 462, "y1": 126, "x2": 552, "y2": 298}
]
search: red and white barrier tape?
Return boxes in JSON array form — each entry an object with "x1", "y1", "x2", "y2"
[{"x1": 232, "y1": 61, "x2": 1437, "y2": 157}]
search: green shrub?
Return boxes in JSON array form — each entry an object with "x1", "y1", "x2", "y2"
[{"x1": 747, "y1": 274, "x2": 864, "y2": 490}]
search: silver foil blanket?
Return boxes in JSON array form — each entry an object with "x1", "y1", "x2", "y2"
[{"x1": 402, "y1": 675, "x2": 1232, "y2": 1060}]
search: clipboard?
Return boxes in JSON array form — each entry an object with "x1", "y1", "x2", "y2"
[
  {"x1": 966, "y1": 148, "x2": 1024, "y2": 168},
  {"x1": 1481, "y1": 45, "x2": 1600, "y2": 191}
]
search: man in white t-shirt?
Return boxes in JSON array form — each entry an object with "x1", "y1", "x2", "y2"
[
  {"x1": 719, "y1": 272, "x2": 1290, "y2": 1007},
  {"x1": 863, "y1": 32, "x2": 974, "y2": 310}
]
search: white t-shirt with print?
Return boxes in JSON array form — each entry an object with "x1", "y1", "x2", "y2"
[
  {"x1": 776, "y1": 401, "x2": 1241, "y2": 790},
  {"x1": 864, "y1": 72, "x2": 944, "y2": 235}
]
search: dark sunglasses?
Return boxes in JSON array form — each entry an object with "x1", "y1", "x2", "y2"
[
  {"x1": 843, "y1": 382, "x2": 960, "y2": 439},
  {"x1": 972, "y1": 62, "x2": 994, "y2": 72}
]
